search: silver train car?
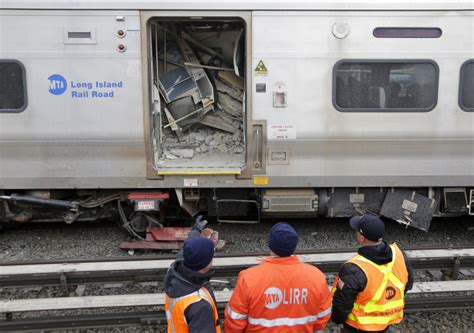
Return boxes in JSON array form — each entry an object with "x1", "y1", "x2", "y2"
[{"x1": 1, "y1": 0, "x2": 473, "y2": 234}]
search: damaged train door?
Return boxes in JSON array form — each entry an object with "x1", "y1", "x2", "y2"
[{"x1": 142, "y1": 12, "x2": 250, "y2": 176}]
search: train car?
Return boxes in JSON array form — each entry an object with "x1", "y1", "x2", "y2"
[{"x1": 1, "y1": 0, "x2": 473, "y2": 235}]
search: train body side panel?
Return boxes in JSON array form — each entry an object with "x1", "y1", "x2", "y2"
[
  {"x1": 1, "y1": 9, "x2": 473, "y2": 189},
  {"x1": 252, "y1": 11, "x2": 474, "y2": 186},
  {"x1": 0, "y1": 10, "x2": 148, "y2": 187}
]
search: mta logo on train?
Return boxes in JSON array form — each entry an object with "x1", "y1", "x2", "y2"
[{"x1": 48, "y1": 74, "x2": 67, "y2": 95}]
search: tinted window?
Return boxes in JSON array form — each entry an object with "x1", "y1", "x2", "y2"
[
  {"x1": 459, "y1": 60, "x2": 474, "y2": 111},
  {"x1": 0, "y1": 60, "x2": 27, "y2": 112},
  {"x1": 374, "y1": 27, "x2": 442, "y2": 38},
  {"x1": 333, "y1": 61, "x2": 438, "y2": 112}
]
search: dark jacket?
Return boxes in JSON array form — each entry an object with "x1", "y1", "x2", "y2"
[
  {"x1": 331, "y1": 242, "x2": 414, "y2": 327},
  {"x1": 164, "y1": 228, "x2": 218, "y2": 333}
]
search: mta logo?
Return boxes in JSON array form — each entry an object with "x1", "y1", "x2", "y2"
[
  {"x1": 264, "y1": 287, "x2": 282, "y2": 309},
  {"x1": 385, "y1": 286, "x2": 397, "y2": 300},
  {"x1": 48, "y1": 74, "x2": 67, "y2": 95},
  {"x1": 263, "y1": 287, "x2": 309, "y2": 309}
]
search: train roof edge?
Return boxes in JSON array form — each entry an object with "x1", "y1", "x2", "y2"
[{"x1": 1, "y1": 0, "x2": 473, "y2": 11}]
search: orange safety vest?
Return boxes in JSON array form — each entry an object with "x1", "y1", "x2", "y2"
[
  {"x1": 332, "y1": 243, "x2": 408, "y2": 332},
  {"x1": 165, "y1": 287, "x2": 221, "y2": 333}
]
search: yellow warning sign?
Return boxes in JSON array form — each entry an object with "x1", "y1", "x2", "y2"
[
  {"x1": 254, "y1": 60, "x2": 268, "y2": 75},
  {"x1": 253, "y1": 176, "x2": 269, "y2": 185}
]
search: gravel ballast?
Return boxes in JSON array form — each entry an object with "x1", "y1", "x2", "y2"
[
  {"x1": 1, "y1": 216, "x2": 473, "y2": 262},
  {"x1": 0, "y1": 216, "x2": 473, "y2": 332}
]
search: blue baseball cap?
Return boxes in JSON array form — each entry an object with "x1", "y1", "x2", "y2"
[
  {"x1": 268, "y1": 222, "x2": 299, "y2": 257},
  {"x1": 350, "y1": 213, "x2": 385, "y2": 242}
]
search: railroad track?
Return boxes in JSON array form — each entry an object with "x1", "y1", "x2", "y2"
[
  {"x1": 1, "y1": 245, "x2": 473, "y2": 288},
  {"x1": 1, "y1": 245, "x2": 474, "y2": 331}
]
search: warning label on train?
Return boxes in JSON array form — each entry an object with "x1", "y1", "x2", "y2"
[
  {"x1": 253, "y1": 176, "x2": 269, "y2": 185},
  {"x1": 254, "y1": 60, "x2": 268, "y2": 75},
  {"x1": 48, "y1": 74, "x2": 123, "y2": 99}
]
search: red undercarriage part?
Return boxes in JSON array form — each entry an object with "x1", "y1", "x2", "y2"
[
  {"x1": 119, "y1": 227, "x2": 192, "y2": 251},
  {"x1": 126, "y1": 192, "x2": 170, "y2": 212},
  {"x1": 126, "y1": 192, "x2": 170, "y2": 200},
  {"x1": 119, "y1": 192, "x2": 225, "y2": 251}
]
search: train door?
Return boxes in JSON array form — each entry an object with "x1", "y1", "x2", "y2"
[{"x1": 141, "y1": 12, "x2": 252, "y2": 177}]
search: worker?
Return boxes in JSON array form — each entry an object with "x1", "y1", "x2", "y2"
[
  {"x1": 164, "y1": 216, "x2": 221, "y2": 333},
  {"x1": 225, "y1": 222, "x2": 332, "y2": 332},
  {"x1": 331, "y1": 213, "x2": 414, "y2": 333}
]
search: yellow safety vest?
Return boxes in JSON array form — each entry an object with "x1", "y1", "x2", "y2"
[
  {"x1": 332, "y1": 243, "x2": 409, "y2": 331},
  {"x1": 165, "y1": 287, "x2": 221, "y2": 333}
]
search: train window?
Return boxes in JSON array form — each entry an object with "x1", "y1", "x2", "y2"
[
  {"x1": 459, "y1": 60, "x2": 474, "y2": 112},
  {"x1": 0, "y1": 60, "x2": 27, "y2": 113},
  {"x1": 333, "y1": 60, "x2": 438, "y2": 112},
  {"x1": 374, "y1": 27, "x2": 442, "y2": 38}
]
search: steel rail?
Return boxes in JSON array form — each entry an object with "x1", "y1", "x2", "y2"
[
  {"x1": 1, "y1": 248, "x2": 473, "y2": 288},
  {"x1": 1, "y1": 244, "x2": 472, "y2": 266},
  {"x1": 0, "y1": 293, "x2": 473, "y2": 331}
]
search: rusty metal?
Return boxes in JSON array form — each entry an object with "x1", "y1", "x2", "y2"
[
  {"x1": 118, "y1": 226, "x2": 192, "y2": 251},
  {"x1": 147, "y1": 227, "x2": 191, "y2": 241}
]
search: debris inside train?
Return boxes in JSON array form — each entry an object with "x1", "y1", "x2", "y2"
[{"x1": 150, "y1": 19, "x2": 246, "y2": 169}]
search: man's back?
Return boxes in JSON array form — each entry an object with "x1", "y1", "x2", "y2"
[{"x1": 225, "y1": 255, "x2": 331, "y2": 333}]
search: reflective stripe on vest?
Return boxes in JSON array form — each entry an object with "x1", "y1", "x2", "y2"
[
  {"x1": 345, "y1": 244, "x2": 408, "y2": 331},
  {"x1": 165, "y1": 287, "x2": 221, "y2": 333}
]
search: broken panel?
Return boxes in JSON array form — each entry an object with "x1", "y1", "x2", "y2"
[
  {"x1": 380, "y1": 189, "x2": 437, "y2": 231},
  {"x1": 149, "y1": 18, "x2": 246, "y2": 172}
]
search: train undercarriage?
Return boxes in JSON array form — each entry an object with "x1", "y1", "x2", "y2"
[{"x1": 1, "y1": 187, "x2": 473, "y2": 236}]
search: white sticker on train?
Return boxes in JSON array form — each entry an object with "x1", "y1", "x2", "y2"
[
  {"x1": 184, "y1": 179, "x2": 198, "y2": 187},
  {"x1": 268, "y1": 124, "x2": 297, "y2": 140}
]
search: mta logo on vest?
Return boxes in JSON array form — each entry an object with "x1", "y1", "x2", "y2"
[
  {"x1": 385, "y1": 286, "x2": 397, "y2": 300},
  {"x1": 264, "y1": 287, "x2": 309, "y2": 309}
]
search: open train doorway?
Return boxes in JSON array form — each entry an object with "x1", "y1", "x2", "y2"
[{"x1": 144, "y1": 14, "x2": 248, "y2": 175}]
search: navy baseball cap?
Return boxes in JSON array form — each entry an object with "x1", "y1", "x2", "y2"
[
  {"x1": 268, "y1": 222, "x2": 299, "y2": 257},
  {"x1": 183, "y1": 237, "x2": 215, "y2": 271},
  {"x1": 350, "y1": 213, "x2": 385, "y2": 242}
]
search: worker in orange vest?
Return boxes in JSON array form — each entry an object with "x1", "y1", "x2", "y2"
[
  {"x1": 225, "y1": 222, "x2": 332, "y2": 332},
  {"x1": 331, "y1": 213, "x2": 414, "y2": 333},
  {"x1": 164, "y1": 216, "x2": 221, "y2": 333}
]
